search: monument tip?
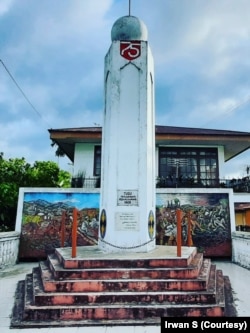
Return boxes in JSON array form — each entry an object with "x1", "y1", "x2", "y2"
[{"x1": 111, "y1": 15, "x2": 148, "y2": 41}]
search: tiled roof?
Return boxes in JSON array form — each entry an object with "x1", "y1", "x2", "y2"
[{"x1": 49, "y1": 125, "x2": 250, "y2": 136}]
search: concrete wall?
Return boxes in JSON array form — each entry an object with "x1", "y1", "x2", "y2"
[
  {"x1": 0, "y1": 231, "x2": 20, "y2": 268},
  {"x1": 15, "y1": 187, "x2": 250, "y2": 261},
  {"x1": 232, "y1": 231, "x2": 250, "y2": 269}
]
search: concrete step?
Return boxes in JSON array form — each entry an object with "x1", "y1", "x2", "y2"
[
  {"x1": 10, "y1": 245, "x2": 234, "y2": 328},
  {"x1": 46, "y1": 251, "x2": 204, "y2": 280},
  {"x1": 38, "y1": 260, "x2": 211, "y2": 293},
  {"x1": 31, "y1": 267, "x2": 220, "y2": 306},
  {"x1": 11, "y1": 277, "x2": 228, "y2": 328},
  {"x1": 55, "y1": 246, "x2": 198, "y2": 269},
  {"x1": 21, "y1": 274, "x2": 224, "y2": 324}
]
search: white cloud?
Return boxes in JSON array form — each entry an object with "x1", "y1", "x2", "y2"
[{"x1": 0, "y1": 0, "x2": 13, "y2": 15}]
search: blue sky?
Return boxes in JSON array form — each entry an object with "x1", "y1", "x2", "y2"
[
  {"x1": 24, "y1": 192, "x2": 100, "y2": 209},
  {"x1": 1, "y1": 0, "x2": 250, "y2": 178}
]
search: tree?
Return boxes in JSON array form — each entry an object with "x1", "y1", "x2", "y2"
[{"x1": 0, "y1": 155, "x2": 71, "y2": 231}]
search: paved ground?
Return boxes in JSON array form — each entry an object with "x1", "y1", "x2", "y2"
[{"x1": 0, "y1": 258, "x2": 249, "y2": 333}]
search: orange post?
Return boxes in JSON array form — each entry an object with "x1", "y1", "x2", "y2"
[
  {"x1": 61, "y1": 211, "x2": 66, "y2": 247},
  {"x1": 176, "y1": 208, "x2": 182, "y2": 257},
  {"x1": 72, "y1": 208, "x2": 78, "y2": 258},
  {"x1": 187, "y1": 211, "x2": 192, "y2": 246}
]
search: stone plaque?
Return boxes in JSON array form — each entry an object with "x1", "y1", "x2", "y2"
[
  {"x1": 115, "y1": 212, "x2": 139, "y2": 231},
  {"x1": 117, "y1": 190, "x2": 138, "y2": 206}
]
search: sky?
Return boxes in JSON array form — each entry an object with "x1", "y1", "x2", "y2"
[{"x1": 1, "y1": 0, "x2": 250, "y2": 178}]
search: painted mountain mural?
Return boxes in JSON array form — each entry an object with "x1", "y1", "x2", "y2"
[{"x1": 19, "y1": 192, "x2": 99, "y2": 259}]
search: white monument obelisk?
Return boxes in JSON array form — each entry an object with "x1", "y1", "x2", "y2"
[{"x1": 99, "y1": 14, "x2": 155, "y2": 252}]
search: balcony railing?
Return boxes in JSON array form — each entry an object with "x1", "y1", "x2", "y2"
[
  {"x1": 71, "y1": 177, "x2": 100, "y2": 189},
  {"x1": 71, "y1": 176, "x2": 250, "y2": 193},
  {"x1": 156, "y1": 176, "x2": 250, "y2": 192}
]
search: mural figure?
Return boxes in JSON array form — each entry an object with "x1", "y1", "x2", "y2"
[{"x1": 156, "y1": 192, "x2": 231, "y2": 257}]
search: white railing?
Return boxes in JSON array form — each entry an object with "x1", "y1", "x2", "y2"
[
  {"x1": 232, "y1": 231, "x2": 250, "y2": 269},
  {"x1": 0, "y1": 231, "x2": 20, "y2": 268}
]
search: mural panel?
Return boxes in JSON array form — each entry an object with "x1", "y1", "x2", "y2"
[
  {"x1": 16, "y1": 189, "x2": 233, "y2": 259},
  {"x1": 156, "y1": 192, "x2": 232, "y2": 257},
  {"x1": 17, "y1": 189, "x2": 100, "y2": 259}
]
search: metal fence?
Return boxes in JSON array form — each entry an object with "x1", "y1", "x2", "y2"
[
  {"x1": 71, "y1": 176, "x2": 250, "y2": 193},
  {"x1": 156, "y1": 176, "x2": 250, "y2": 192}
]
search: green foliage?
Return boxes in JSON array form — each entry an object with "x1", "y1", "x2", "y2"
[
  {"x1": 58, "y1": 169, "x2": 71, "y2": 188},
  {"x1": 29, "y1": 161, "x2": 60, "y2": 187},
  {"x1": 0, "y1": 154, "x2": 71, "y2": 231}
]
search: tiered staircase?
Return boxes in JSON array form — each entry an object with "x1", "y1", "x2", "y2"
[{"x1": 11, "y1": 245, "x2": 236, "y2": 328}]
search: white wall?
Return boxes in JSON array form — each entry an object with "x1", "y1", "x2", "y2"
[
  {"x1": 232, "y1": 232, "x2": 250, "y2": 269},
  {"x1": 0, "y1": 231, "x2": 20, "y2": 268},
  {"x1": 73, "y1": 143, "x2": 98, "y2": 178},
  {"x1": 218, "y1": 146, "x2": 226, "y2": 178}
]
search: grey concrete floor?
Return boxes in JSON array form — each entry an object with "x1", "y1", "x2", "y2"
[
  {"x1": 0, "y1": 259, "x2": 249, "y2": 333},
  {"x1": 211, "y1": 259, "x2": 250, "y2": 317}
]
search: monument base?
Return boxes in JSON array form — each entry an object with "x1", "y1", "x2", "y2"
[{"x1": 11, "y1": 245, "x2": 236, "y2": 328}]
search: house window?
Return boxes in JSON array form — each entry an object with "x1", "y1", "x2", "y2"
[
  {"x1": 93, "y1": 146, "x2": 101, "y2": 176},
  {"x1": 158, "y1": 148, "x2": 219, "y2": 186}
]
